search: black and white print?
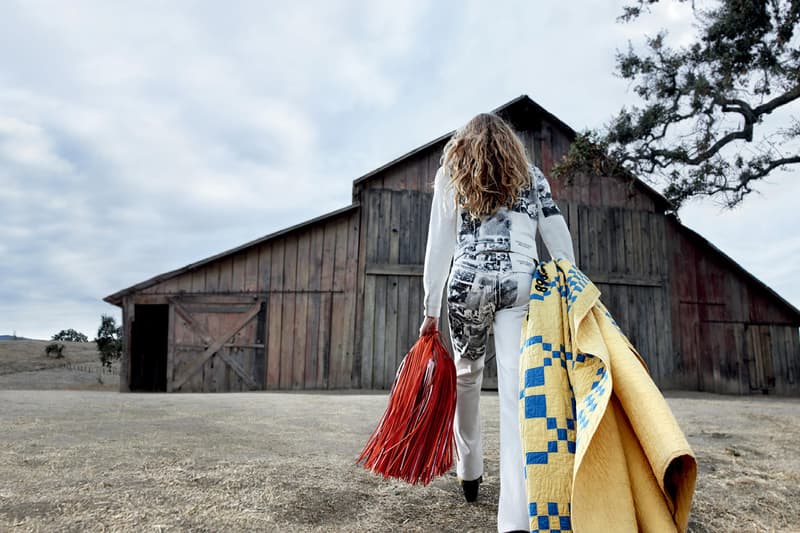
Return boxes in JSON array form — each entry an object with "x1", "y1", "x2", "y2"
[
  {"x1": 451, "y1": 164, "x2": 559, "y2": 272},
  {"x1": 446, "y1": 266, "x2": 533, "y2": 361},
  {"x1": 532, "y1": 164, "x2": 561, "y2": 218},
  {"x1": 423, "y1": 162, "x2": 573, "y2": 330},
  {"x1": 443, "y1": 164, "x2": 562, "y2": 361}
]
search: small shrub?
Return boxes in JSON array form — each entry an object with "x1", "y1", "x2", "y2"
[
  {"x1": 95, "y1": 315, "x2": 122, "y2": 368},
  {"x1": 45, "y1": 342, "x2": 65, "y2": 358}
]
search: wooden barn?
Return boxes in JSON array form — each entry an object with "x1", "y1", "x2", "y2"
[{"x1": 104, "y1": 95, "x2": 800, "y2": 395}]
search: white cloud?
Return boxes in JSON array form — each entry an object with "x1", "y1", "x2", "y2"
[
  {"x1": 0, "y1": 0, "x2": 797, "y2": 340},
  {"x1": 0, "y1": 116, "x2": 74, "y2": 175}
]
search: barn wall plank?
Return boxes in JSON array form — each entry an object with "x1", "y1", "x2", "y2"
[
  {"x1": 266, "y1": 240, "x2": 284, "y2": 389},
  {"x1": 191, "y1": 268, "x2": 205, "y2": 292},
  {"x1": 384, "y1": 193, "x2": 402, "y2": 384},
  {"x1": 373, "y1": 276, "x2": 387, "y2": 389},
  {"x1": 232, "y1": 253, "x2": 246, "y2": 293},
  {"x1": 305, "y1": 226, "x2": 325, "y2": 388},
  {"x1": 258, "y1": 244, "x2": 272, "y2": 293},
  {"x1": 177, "y1": 272, "x2": 192, "y2": 292},
  {"x1": 577, "y1": 205, "x2": 590, "y2": 272},
  {"x1": 165, "y1": 303, "x2": 175, "y2": 393},
  {"x1": 785, "y1": 328, "x2": 799, "y2": 390},
  {"x1": 361, "y1": 274, "x2": 376, "y2": 389},
  {"x1": 254, "y1": 300, "x2": 266, "y2": 389},
  {"x1": 604, "y1": 208, "x2": 617, "y2": 274},
  {"x1": 318, "y1": 292, "x2": 332, "y2": 388},
  {"x1": 383, "y1": 275, "x2": 400, "y2": 388},
  {"x1": 353, "y1": 202, "x2": 370, "y2": 388},
  {"x1": 325, "y1": 219, "x2": 348, "y2": 387},
  {"x1": 292, "y1": 232, "x2": 311, "y2": 389},
  {"x1": 329, "y1": 291, "x2": 347, "y2": 388},
  {"x1": 623, "y1": 209, "x2": 634, "y2": 275},
  {"x1": 640, "y1": 212, "x2": 652, "y2": 278},
  {"x1": 206, "y1": 314, "x2": 219, "y2": 392},
  {"x1": 320, "y1": 220, "x2": 337, "y2": 292},
  {"x1": 279, "y1": 238, "x2": 298, "y2": 389},
  {"x1": 345, "y1": 212, "x2": 361, "y2": 387},
  {"x1": 190, "y1": 311, "x2": 209, "y2": 392},
  {"x1": 218, "y1": 256, "x2": 233, "y2": 293},
  {"x1": 120, "y1": 298, "x2": 133, "y2": 392},
  {"x1": 360, "y1": 191, "x2": 381, "y2": 388},
  {"x1": 204, "y1": 262, "x2": 220, "y2": 293},
  {"x1": 332, "y1": 217, "x2": 350, "y2": 293},
  {"x1": 769, "y1": 324, "x2": 786, "y2": 394},
  {"x1": 397, "y1": 275, "x2": 410, "y2": 365}
]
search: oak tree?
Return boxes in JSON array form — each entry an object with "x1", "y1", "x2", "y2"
[{"x1": 554, "y1": 0, "x2": 800, "y2": 210}]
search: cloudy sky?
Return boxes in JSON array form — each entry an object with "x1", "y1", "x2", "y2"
[{"x1": 1, "y1": 1, "x2": 797, "y2": 340}]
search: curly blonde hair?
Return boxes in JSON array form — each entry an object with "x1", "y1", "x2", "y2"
[{"x1": 441, "y1": 113, "x2": 530, "y2": 219}]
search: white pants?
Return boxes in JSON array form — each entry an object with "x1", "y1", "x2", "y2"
[{"x1": 447, "y1": 262, "x2": 532, "y2": 532}]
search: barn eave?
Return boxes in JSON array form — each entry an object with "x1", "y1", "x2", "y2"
[{"x1": 103, "y1": 202, "x2": 360, "y2": 307}]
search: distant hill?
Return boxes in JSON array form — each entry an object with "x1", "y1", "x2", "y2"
[
  {"x1": 0, "y1": 339, "x2": 99, "y2": 374},
  {"x1": 0, "y1": 335, "x2": 35, "y2": 341}
]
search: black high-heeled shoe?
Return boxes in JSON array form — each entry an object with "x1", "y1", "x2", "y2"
[{"x1": 459, "y1": 475, "x2": 483, "y2": 502}]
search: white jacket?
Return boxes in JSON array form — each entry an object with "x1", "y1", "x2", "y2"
[{"x1": 422, "y1": 163, "x2": 576, "y2": 318}]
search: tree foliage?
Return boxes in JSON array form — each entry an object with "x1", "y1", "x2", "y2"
[
  {"x1": 95, "y1": 315, "x2": 122, "y2": 368},
  {"x1": 553, "y1": 0, "x2": 800, "y2": 210},
  {"x1": 51, "y1": 329, "x2": 89, "y2": 343},
  {"x1": 45, "y1": 342, "x2": 65, "y2": 358}
]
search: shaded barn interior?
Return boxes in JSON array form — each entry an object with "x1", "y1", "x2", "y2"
[
  {"x1": 105, "y1": 95, "x2": 800, "y2": 395},
  {"x1": 129, "y1": 304, "x2": 168, "y2": 392}
]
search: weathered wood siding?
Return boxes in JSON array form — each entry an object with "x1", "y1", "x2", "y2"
[
  {"x1": 355, "y1": 188, "x2": 431, "y2": 389},
  {"x1": 353, "y1": 114, "x2": 675, "y2": 390},
  {"x1": 666, "y1": 216, "x2": 800, "y2": 394},
  {"x1": 121, "y1": 209, "x2": 360, "y2": 392}
]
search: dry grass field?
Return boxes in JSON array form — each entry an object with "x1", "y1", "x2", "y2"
[
  {"x1": 0, "y1": 340, "x2": 119, "y2": 391},
  {"x1": 0, "y1": 387, "x2": 798, "y2": 533},
  {"x1": 0, "y1": 340, "x2": 102, "y2": 374}
]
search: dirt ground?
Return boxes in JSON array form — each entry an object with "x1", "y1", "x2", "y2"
[{"x1": 0, "y1": 388, "x2": 798, "y2": 533}]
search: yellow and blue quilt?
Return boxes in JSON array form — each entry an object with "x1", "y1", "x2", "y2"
[{"x1": 519, "y1": 259, "x2": 696, "y2": 533}]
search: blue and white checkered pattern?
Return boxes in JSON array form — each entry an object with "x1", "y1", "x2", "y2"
[
  {"x1": 529, "y1": 501, "x2": 572, "y2": 533},
  {"x1": 519, "y1": 259, "x2": 611, "y2": 533}
]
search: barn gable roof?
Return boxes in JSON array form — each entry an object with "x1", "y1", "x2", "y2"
[{"x1": 103, "y1": 203, "x2": 359, "y2": 306}]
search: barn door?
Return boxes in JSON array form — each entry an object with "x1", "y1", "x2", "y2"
[
  {"x1": 168, "y1": 296, "x2": 267, "y2": 392},
  {"x1": 745, "y1": 324, "x2": 775, "y2": 393}
]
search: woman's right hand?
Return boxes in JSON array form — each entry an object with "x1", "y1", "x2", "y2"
[{"x1": 419, "y1": 315, "x2": 438, "y2": 337}]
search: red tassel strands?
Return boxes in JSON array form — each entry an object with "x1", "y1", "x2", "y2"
[{"x1": 357, "y1": 331, "x2": 457, "y2": 486}]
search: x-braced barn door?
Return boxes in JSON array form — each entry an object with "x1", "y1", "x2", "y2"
[{"x1": 168, "y1": 296, "x2": 267, "y2": 392}]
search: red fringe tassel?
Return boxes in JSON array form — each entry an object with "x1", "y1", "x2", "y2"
[{"x1": 357, "y1": 331, "x2": 457, "y2": 486}]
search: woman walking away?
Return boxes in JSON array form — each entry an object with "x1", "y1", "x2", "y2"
[{"x1": 418, "y1": 112, "x2": 576, "y2": 533}]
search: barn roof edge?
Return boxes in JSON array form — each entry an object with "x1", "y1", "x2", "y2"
[{"x1": 103, "y1": 202, "x2": 360, "y2": 307}]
